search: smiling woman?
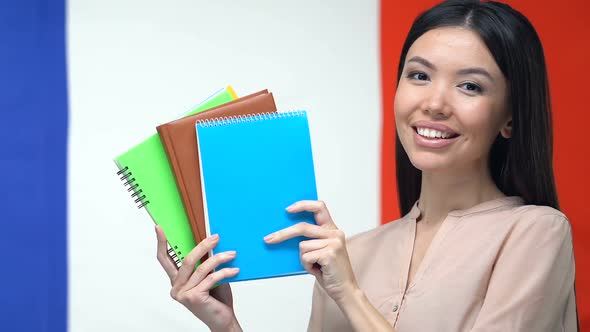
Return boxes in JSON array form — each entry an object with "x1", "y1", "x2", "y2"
[
  {"x1": 306, "y1": 0, "x2": 578, "y2": 331},
  {"x1": 154, "y1": 1, "x2": 578, "y2": 331}
]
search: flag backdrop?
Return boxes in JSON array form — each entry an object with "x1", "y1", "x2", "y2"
[
  {"x1": 0, "y1": 0, "x2": 587, "y2": 331},
  {"x1": 0, "y1": 0, "x2": 68, "y2": 331}
]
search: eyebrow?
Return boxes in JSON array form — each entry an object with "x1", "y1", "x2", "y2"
[
  {"x1": 457, "y1": 67, "x2": 495, "y2": 83},
  {"x1": 407, "y1": 56, "x2": 435, "y2": 69},
  {"x1": 407, "y1": 56, "x2": 496, "y2": 83}
]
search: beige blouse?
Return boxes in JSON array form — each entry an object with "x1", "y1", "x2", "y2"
[{"x1": 308, "y1": 197, "x2": 577, "y2": 332}]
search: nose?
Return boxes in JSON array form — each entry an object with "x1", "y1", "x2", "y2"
[{"x1": 420, "y1": 84, "x2": 451, "y2": 119}]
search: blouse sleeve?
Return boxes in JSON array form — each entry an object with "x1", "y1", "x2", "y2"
[
  {"x1": 307, "y1": 281, "x2": 325, "y2": 332},
  {"x1": 471, "y1": 213, "x2": 577, "y2": 331}
]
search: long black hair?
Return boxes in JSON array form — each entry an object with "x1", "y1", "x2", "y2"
[{"x1": 395, "y1": 0, "x2": 559, "y2": 215}]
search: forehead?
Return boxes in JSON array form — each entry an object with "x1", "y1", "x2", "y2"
[{"x1": 407, "y1": 27, "x2": 501, "y2": 73}]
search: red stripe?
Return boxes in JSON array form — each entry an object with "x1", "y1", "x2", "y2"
[{"x1": 380, "y1": 0, "x2": 590, "y2": 327}]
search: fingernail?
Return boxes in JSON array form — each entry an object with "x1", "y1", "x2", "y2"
[
  {"x1": 210, "y1": 234, "x2": 219, "y2": 242},
  {"x1": 264, "y1": 234, "x2": 275, "y2": 242},
  {"x1": 232, "y1": 268, "x2": 240, "y2": 273},
  {"x1": 226, "y1": 251, "x2": 236, "y2": 257},
  {"x1": 286, "y1": 204, "x2": 295, "y2": 211}
]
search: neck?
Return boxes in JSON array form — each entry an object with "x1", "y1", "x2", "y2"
[{"x1": 417, "y1": 166, "x2": 505, "y2": 225}]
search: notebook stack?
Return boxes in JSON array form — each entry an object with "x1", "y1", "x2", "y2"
[{"x1": 114, "y1": 87, "x2": 317, "y2": 283}]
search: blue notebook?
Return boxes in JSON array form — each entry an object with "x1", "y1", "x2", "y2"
[{"x1": 196, "y1": 111, "x2": 317, "y2": 283}]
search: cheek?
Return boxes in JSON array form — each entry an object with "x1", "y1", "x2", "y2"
[
  {"x1": 393, "y1": 85, "x2": 417, "y2": 155},
  {"x1": 394, "y1": 83, "x2": 414, "y2": 121},
  {"x1": 394, "y1": 93, "x2": 411, "y2": 139},
  {"x1": 458, "y1": 104, "x2": 506, "y2": 149}
]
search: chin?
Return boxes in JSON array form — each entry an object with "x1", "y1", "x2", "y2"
[{"x1": 407, "y1": 152, "x2": 456, "y2": 172}]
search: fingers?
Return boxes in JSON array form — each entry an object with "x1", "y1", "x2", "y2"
[
  {"x1": 155, "y1": 225, "x2": 178, "y2": 281},
  {"x1": 194, "y1": 267, "x2": 240, "y2": 292},
  {"x1": 175, "y1": 234, "x2": 219, "y2": 286},
  {"x1": 300, "y1": 248, "x2": 326, "y2": 278},
  {"x1": 299, "y1": 239, "x2": 328, "y2": 275},
  {"x1": 299, "y1": 238, "x2": 329, "y2": 254},
  {"x1": 183, "y1": 251, "x2": 237, "y2": 291},
  {"x1": 298, "y1": 237, "x2": 346, "y2": 272},
  {"x1": 286, "y1": 200, "x2": 335, "y2": 227},
  {"x1": 264, "y1": 222, "x2": 336, "y2": 244}
]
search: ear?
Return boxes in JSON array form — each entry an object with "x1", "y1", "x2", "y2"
[{"x1": 500, "y1": 118, "x2": 512, "y2": 139}]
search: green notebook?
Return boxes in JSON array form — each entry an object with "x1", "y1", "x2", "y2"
[{"x1": 115, "y1": 86, "x2": 237, "y2": 266}]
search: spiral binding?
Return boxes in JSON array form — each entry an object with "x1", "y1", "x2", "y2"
[
  {"x1": 168, "y1": 246, "x2": 182, "y2": 267},
  {"x1": 196, "y1": 110, "x2": 306, "y2": 128},
  {"x1": 116, "y1": 166, "x2": 150, "y2": 209},
  {"x1": 116, "y1": 166, "x2": 181, "y2": 265}
]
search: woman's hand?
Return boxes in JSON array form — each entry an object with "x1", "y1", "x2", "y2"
[
  {"x1": 155, "y1": 226, "x2": 243, "y2": 332},
  {"x1": 264, "y1": 201, "x2": 396, "y2": 331},
  {"x1": 263, "y1": 200, "x2": 359, "y2": 304}
]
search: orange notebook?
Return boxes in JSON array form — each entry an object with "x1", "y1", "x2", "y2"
[{"x1": 157, "y1": 90, "x2": 277, "y2": 245}]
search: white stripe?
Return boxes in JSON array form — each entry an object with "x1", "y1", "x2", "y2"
[{"x1": 68, "y1": 0, "x2": 380, "y2": 331}]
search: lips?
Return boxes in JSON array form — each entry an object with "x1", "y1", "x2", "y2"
[{"x1": 410, "y1": 121, "x2": 461, "y2": 148}]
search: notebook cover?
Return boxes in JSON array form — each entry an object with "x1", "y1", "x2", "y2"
[
  {"x1": 157, "y1": 91, "x2": 278, "y2": 246},
  {"x1": 196, "y1": 111, "x2": 317, "y2": 283},
  {"x1": 114, "y1": 86, "x2": 237, "y2": 266}
]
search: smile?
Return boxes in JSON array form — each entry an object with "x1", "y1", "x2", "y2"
[
  {"x1": 412, "y1": 126, "x2": 461, "y2": 148},
  {"x1": 415, "y1": 127, "x2": 459, "y2": 139}
]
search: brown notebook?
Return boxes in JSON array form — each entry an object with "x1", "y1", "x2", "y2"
[{"x1": 157, "y1": 90, "x2": 278, "y2": 246}]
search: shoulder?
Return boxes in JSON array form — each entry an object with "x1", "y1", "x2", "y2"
[
  {"x1": 345, "y1": 215, "x2": 411, "y2": 259},
  {"x1": 497, "y1": 204, "x2": 572, "y2": 250},
  {"x1": 468, "y1": 198, "x2": 570, "y2": 233},
  {"x1": 510, "y1": 204, "x2": 571, "y2": 233}
]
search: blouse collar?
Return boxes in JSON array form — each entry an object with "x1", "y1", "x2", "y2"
[{"x1": 407, "y1": 196, "x2": 524, "y2": 220}]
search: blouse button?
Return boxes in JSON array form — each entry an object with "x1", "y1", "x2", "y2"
[{"x1": 392, "y1": 304, "x2": 399, "y2": 312}]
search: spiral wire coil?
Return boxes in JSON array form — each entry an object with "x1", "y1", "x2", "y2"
[
  {"x1": 196, "y1": 110, "x2": 306, "y2": 128},
  {"x1": 116, "y1": 166, "x2": 150, "y2": 209}
]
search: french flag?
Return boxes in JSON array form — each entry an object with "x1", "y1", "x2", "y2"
[{"x1": 1, "y1": 0, "x2": 588, "y2": 331}]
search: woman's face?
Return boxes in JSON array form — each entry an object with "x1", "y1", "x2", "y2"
[{"x1": 394, "y1": 27, "x2": 510, "y2": 174}]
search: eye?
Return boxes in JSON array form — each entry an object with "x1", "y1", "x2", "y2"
[
  {"x1": 458, "y1": 82, "x2": 483, "y2": 93},
  {"x1": 408, "y1": 72, "x2": 430, "y2": 81}
]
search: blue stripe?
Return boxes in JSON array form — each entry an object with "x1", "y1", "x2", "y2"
[{"x1": 0, "y1": 0, "x2": 68, "y2": 331}]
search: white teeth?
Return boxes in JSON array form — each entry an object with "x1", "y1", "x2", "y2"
[{"x1": 416, "y1": 127, "x2": 453, "y2": 139}]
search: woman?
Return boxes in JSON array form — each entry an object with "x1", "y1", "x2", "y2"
[{"x1": 155, "y1": 0, "x2": 578, "y2": 330}]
